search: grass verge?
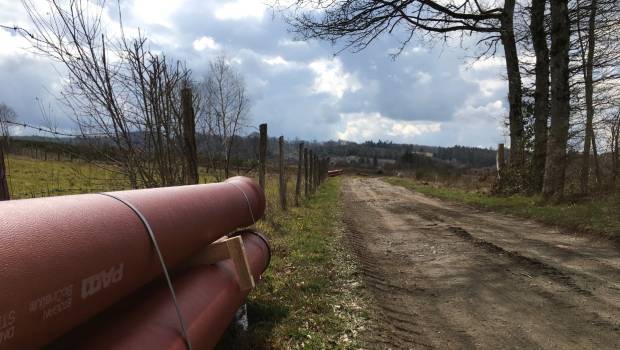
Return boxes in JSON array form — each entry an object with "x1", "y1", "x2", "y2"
[
  {"x1": 218, "y1": 177, "x2": 371, "y2": 349},
  {"x1": 385, "y1": 176, "x2": 620, "y2": 239}
]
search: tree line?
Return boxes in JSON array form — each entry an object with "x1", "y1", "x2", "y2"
[{"x1": 281, "y1": 0, "x2": 620, "y2": 200}]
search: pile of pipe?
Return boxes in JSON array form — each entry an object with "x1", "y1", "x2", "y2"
[
  {"x1": 0, "y1": 176, "x2": 270, "y2": 350},
  {"x1": 327, "y1": 169, "x2": 345, "y2": 177}
]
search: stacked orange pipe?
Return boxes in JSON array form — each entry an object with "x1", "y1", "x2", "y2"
[
  {"x1": 46, "y1": 230, "x2": 271, "y2": 350},
  {"x1": 0, "y1": 176, "x2": 265, "y2": 350},
  {"x1": 327, "y1": 169, "x2": 344, "y2": 177}
]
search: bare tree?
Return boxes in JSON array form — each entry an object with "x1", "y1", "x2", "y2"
[
  {"x1": 199, "y1": 56, "x2": 250, "y2": 181},
  {"x1": 571, "y1": 0, "x2": 620, "y2": 193},
  {"x1": 0, "y1": 102, "x2": 16, "y2": 141},
  {"x1": 280, "y1": 0, "x2": 528, "y2": 170},
  {"x1": 611, "y1": 109, "x2": 620, "y2": 187},
  {"x1": 20, "y1": 0, "x2": 198, "y2": 188}
]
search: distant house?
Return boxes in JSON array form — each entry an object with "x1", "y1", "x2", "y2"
[
  {"x1": 329, "y1": 155, "x2": 396, "y2": 168},
  {"x1": 377, "y1": 158, "x2": 396, "y2": 166},
  {"x1": 415, "y1": 151, "x2": 434, "y2": 158},
  {"x1": 346, "y1": 155, "x2": 361, "y2": 163}
]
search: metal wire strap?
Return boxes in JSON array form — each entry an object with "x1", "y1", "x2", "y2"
[
  {"x1": 226, "y1": 181, "x2": 257, "y2": 225},
  {"x1": 98, "y1": 192, "x2": 193, "y2": 350}
]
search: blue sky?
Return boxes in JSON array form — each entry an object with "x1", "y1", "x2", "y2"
[{"x1": 0, "y1": 0, "x2": 509, "y2": 147}]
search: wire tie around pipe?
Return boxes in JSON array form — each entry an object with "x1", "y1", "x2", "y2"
[
  {"x1": 98, "y1": 192, "x2": 193, "y2": 350},
  {"x1": 226, "y1": 181, "x2": 256, "y2": 225}
]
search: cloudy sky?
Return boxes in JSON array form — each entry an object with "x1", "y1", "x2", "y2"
[{"x1": 0, "y1": 0, "x2": 509, "y2": 147}]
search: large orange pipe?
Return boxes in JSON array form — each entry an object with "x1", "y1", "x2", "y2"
[
  {"x1": 328, "y1": 169, "x2": 344, "y2": 177},
  {"x1": 46, "y1": 230, "x2": 271, "y2": 350},
  {"x1": 0, "y1": 177, "x2": 265, "y2": 350}
]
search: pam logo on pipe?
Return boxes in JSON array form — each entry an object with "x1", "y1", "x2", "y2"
[{"x1": 81, "y1": 263, "x2": 124, "y2": 299}]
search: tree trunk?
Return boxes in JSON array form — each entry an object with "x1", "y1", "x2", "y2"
[
  {"x1": 613, "y1": 119, "x2": 619, "y2": 188},
  {"x1": 497, "y1": 143, "x2": 506, "y2": 187},
  {"x1": 501, "y1": 0, "x2": 525, "y2": 171},
  {"x1": 543, "y1": 0, "x2": 571, "y2": 201},
  {"x1": 579, "y1": 0, "x2": 598, "y2": 194},
  {"x1": 530, "y1": 0, "x2": 550, "y2": 192},
  {"x1": 581, "y1": 118, "x2": 594, "y2": 194},
  {"x1": 591, "y1": 134, "x2": 601, "y2": 185}
]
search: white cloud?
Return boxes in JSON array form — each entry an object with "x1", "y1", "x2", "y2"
[
  {"x1": 478, "y1": 79, "x2": 505, "y2": 96},
  {"x1": 336, "y1": 112, "x2": 441, "y2": 142},
  {"x1": 214, "y1": 0, "x2": 266, "y2": 21},
  {"x1": 407, "y1": 46, "x2": 428, "y2": 55},
  {"x1": 309, "y1": 58, "x2": 361, "y2": 99},
  {"x1": 415, "y1": 71, "x2": 432, "y2": 84},
  {"x1": 192, "y1": 36, "x2": 220, "y2": 51},
  {"x1": 469, "y1": 57, "x2": 505, "y2": 71},
  {"x1": 132, "y1": 0, "x2": 184, "y2": 28},
  {"x1": 262, "y1": 56, "x2": 288, "y2": 66},
  {"x1": 443, "y1": 100, "x2": 506, "y2": 145},
  {"x1": 459, "y1": 57, "x2": 506, "y2": 99},
  {"x1": 277, "y1": 38, "x2": 308, "y2": 47},
  {"x1": 454, "y1": 100, "x2": 506, "y2": 123},
  {"x1": 0, "y1": 30, "x2": 31, "y2": 60}
]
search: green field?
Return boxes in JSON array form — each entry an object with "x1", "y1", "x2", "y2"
[
  {"x1": 4, "y1": 155, "x2": 129, "y2": 198},
  {"x1": 386, "y1": 176, "x2": 620, "y2": 239}
]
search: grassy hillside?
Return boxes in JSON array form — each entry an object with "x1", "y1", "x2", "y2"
[{"x1": 386, "y1": 177, "x2": 620, "y2": 239}]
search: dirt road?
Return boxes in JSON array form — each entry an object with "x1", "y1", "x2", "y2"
[{"x1": 342, "y1": 177, "x2": 620, "y2": 349}]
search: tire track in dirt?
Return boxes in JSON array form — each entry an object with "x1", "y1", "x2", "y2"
[
  {"x1": 446, "y1": 226, "x2": 592, "y2": 296},
  {"x1": 342, "y1": 177, "x2": 620, "y2": 349}
]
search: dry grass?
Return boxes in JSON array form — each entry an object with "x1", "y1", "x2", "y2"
[{"x1": 386, "y1": 176, "x2": 620, "y2": 239}]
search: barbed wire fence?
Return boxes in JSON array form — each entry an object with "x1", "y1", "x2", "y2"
[
  {"x1": 1, "y1": 120, "x2": 130, "y2": 199},
  {"x1": 2, "y1": 119, "x2": 333, "y2": 201}
]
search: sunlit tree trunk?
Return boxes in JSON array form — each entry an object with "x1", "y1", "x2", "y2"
[
  {"x1": 501, "y1": 0, "x2": 525, "y2": 171},
  {"x1": 579, "y1": 0, "x2": 598, "y2": 194},
  {"x1": 530, "y1": 0, "x2": 550, "y2": 192},
  {"x1": 543, "y1": 0, "x2": 571, "y2": 201}
]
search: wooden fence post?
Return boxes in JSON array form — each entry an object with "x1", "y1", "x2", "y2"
[
  {"x1": 181, "y1": 87, "x2": 199, "y2": 184},
  {"x1": 322, "y1": 157, "x2": 330, "y2": 183},
  {"x1": 308, "y1": 149, "x2": 314, "y2": 194},
  {"x1": 319, "y1": 157, "x2": 324, "y2": 185},
  {"x1": 304, "y1": 148, "x2": 309, "y2": 197},
  {"x1": 313, "y1": 155, "x2": 318, "y2": 192},
  {"x1": 295, "y1": 142, "x2": 304, "y2": 206},
  {"x1": 278, "y1": 136, "x2": 287, "y2": 211},
  {"x1": 259, "y1": 123, "x2": 267, "y2": 190},
  {"x1": 0, "y1": 145, "x2": 10, "y2": 201}
]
